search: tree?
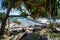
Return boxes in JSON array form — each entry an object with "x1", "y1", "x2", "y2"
[
  {"x1": 0, "y1": 12, "x2": 3, "y2": 22},
  {"x1": 0, "y1": 0, "x2": 58, "y2": 36},
  {"x1": 0, "y1": 0, "x2": 22, "y2": 36}
]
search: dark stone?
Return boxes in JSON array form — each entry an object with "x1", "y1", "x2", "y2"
[
  {"x1": 38, "y1": 35, "x2": 48, "y2": 40},
  {"x1": 22, "y1": 29, "x2": 25, "y2": 32},
  {"x1": 51, "y1": 28, "x2": 60, "y2": 33},
  {"x1": 29, "y1": 25, "x2": 32, "y2": 27}
]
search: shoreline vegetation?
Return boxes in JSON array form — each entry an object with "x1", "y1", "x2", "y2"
[
  {"x1": 0, "y1": 20, "x2": 60, "y2": 40},
  {"x1": 0, "y1": 17, "x2": 60, "y2": 40},
  {"x1": 0, "y1": 26, "x2": 60, "y2": 40},
  {"x1": 0, "y1": 0, "x2": 60, "y2": 40}
]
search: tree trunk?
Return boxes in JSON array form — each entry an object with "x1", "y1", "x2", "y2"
[
  {"x1": 0, "y1": 0, "x2": 21, "y2": 36},
  {"x1": 0, "y1": 5, "x2": 12, "y2": 36},
  {"x1": 0, "y1": 18, "x2": 6, "y2": 35},
  {"x1": 50, "y1": 0, "x2": 57, "y2": 18}
]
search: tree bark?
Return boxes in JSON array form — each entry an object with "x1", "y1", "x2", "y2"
[{"x1": 0, "y1": 5, "x2": 12, "y2": 36}]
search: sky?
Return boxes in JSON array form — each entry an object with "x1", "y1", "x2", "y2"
[
  {"x1": 0, "y1": 0, "x2": 29, "y2": 15},
  {"x1": 0, "y1": 0, "x2": 3, "y2": 12}
]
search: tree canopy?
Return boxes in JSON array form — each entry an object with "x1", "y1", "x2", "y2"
[
  {"x1": 0, "y1": 0, "x2": 59, "y2": 36},
  {"x1": 0, "y1": 12, "x2": 3, "y2": 22},
  {"x1": 1, "y1": 0, "x2": 48, "y2": 19}
]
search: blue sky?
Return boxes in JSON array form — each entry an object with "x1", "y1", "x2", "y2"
[
  {"x1": 0, "y1": 0, "x2": 20, "y2": 15},
  {"x1": 0, "y1": 0, "x2": 2, "y2": 8},
  {"x1": 0, "y1": 0, "x2": 3, "y2": 12},
  {"x1": 0, "y1": 0, "x2": 29, "y2": 15}
]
